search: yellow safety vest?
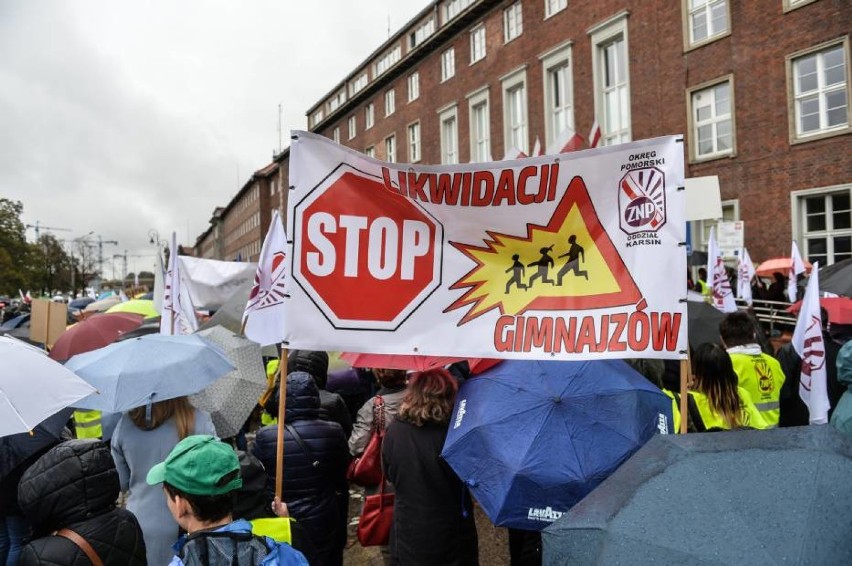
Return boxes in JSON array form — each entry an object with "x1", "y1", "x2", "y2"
[
  {"x1": 250, "y1": 517, "x2": 293, "y2": 545},
  {"x1": 690, "y1": 388, "x2": 769, "y2": 430},
  {"x1": 730, "y1": 352, "x2": 785, "y2": 427},
  {"x1": 662, "y1": 390, "x2": 682, "y2": 433},
  {"x1": 261, "y1": 359, "x2": 280, "y2": 425},
  {"x1": 73, "y1": 410, "x2": 103, "y2": 439}
]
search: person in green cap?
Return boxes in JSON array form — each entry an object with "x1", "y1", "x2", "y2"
[{"x1": 146, "y1": 435, "x2": 308, "y2": 566}]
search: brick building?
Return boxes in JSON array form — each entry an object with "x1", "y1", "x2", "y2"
[{"x1": 303, "y1": 0, "x2": 850, "y2": 266}]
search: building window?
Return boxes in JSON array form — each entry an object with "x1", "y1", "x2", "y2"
[
  {"x1": 783, "y1": 0, "x2": 818, "y2": 12},
  {"x1": 365, "y1": 103, "x2": 375, "y2": 129},
  {"x1": 442, "y1": 48, "x2": 456, "y2": 82},
  {"x1": 504, "y1": 2, "x2": 523, "y2": 43},
  {"x1": 694, "y1": 200, "x2": 739, "y2": 252},
  {"x1": 350, "y1": 72, "x2": 368, "y2": 96},
  {"x1": 385, "y1": 89, "x2": 396, "y2": 116},
  {"x1": 365, "y1": 146, "x2": 375, "y2": 158},
  {"x1": 590, "y1": 12, "x2": 631, "y2": 146},
  {"x1": 445, "y1": 0, "x2": 474, "y2": 22},
  {"x1": 385, "y1": 134, "x2": 397, "y2": 163},
  {"x1": 333, "y1": 127, "x2": 340, "y2": 144},
  {"x1": 794, "y1": 186, "x2": 852, "y2": 265},
  {"x1": 408, "y1": 72, "x2": 420, "y2": 102},
  {"x1": 688, "y1": 77, "x2": 734, "y2": 160},
  {"x1": 541, "y1": 42, "x2": 574, "y2": 150},
  {"x1": 409, "y1": 18, "x2": 435, "y2": 49},
  {"x1": 408, "y1": 122, "x2": 421, "y2": 162},
  {"x1": 375, "y1": 45, "x2": 402, "y2": 77},
  {"x1": 470, "y1": 25, "x2": 486, "y2": 64},
  {"x1": 348, "y1": 116, "x2": 357, "y2": 139},
  {"x1": 439, "y1": 105, "x2": 459, "y2": 164},
  {"x1": 311, "y1": 109, "x2": 324, "y2": 128},
  {"x1": 328, "y1": 90, "x2": 346, "y2": 112},
  {"x1": 468, "y1": 87, "x2": 491, "y2": 162},
  {"x1": 789, "y1": 40, "x2": 849, "y2": 142},
  {"x1": 686, "y1": 0, "x2": 729, "y2": 47},
  {"x1": 545, "y1": 0, "x2": 568, "y2": 18},
  {"x1": 502, "y1": 68, "x2": 528, "y2": 154}
]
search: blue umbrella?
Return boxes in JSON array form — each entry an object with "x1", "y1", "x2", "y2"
[
  {"x1": 65, "y1": 334, "x2": 234, "y2": 412},
  {"x1": 441, "y1": 359, "x2": 673, "y2": 530}
]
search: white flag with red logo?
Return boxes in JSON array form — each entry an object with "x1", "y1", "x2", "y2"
[
  {"x1": 737, "y1": 247, "x2": 756, "y2": 305},
  {"x1": 792, "y1": 262, "x2": 830, "y2": 424},
  {"x1": 707, "y1": 227, "x2": 737, "y2": 313},
  {"x1": 546, "y1": 126, "x2": 584, "y2": 155},
  {"x1": 160, "y1": 232, "x2": 198, "y2": 335},
  {"x1": 588, "y1": 119, "x2": 602, "y2": 149},
  {"x1": 243, "y1": 210, "x2": 288, "y2": 345},
  {"x1": 788, "y1": 241, "x2": 806, "y2": 302}
]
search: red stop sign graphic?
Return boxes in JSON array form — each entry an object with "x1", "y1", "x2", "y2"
[{"x1": 293, "y1": 167, "x2": 442, "y2": 330}]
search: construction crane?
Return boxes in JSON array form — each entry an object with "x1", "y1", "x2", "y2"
[{"x1": 25, "y1": 221, "x2": 72, "y2": 240}]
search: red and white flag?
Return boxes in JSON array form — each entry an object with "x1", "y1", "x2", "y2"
[
  {"x1": 502, "y1": 146, "x2": 527, "y2": 160},
  {"x1": 532, "y1": 137, "x2": 542, "y2": 157},
  {"x1": 737, "y1": 247, "x2": 756, "y2": 305},
  {"x1": 707, "y1": 227, "x2": 737, "y2": 313},
  {"x1": 792, "y1": 262, "x2": 830, "y2": 424},
  {"x1": 588, "y1": 118, "x2": 602, "y2": 149},
  {"x1": 788, "y1": 241, "x2": 806, "y2": 302},
  {"x1": 546, "y1": 126, "x2": 584, "y2": 155},
  {"x1": 243, "y1": 210, "x2": 288, "y2": 345},
  {"x1": 160, "y1": 232, "x2": 198, "y2": 335}
]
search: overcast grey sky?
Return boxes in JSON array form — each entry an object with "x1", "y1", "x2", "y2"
[{"x1": 1, "y1": 0, "x2": 426, "y2": 277}]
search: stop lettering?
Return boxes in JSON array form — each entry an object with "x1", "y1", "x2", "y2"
[{"x1": 293, "y1": 168, "x2": 442, "y2": 329}]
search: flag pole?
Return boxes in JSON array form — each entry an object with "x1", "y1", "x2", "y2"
[
  {"x1": 275, "y1": 346, "x2": 288, "y2": 499},
  {"x1": 679, "y1": 358, "x2": 689, "y2": 434}
]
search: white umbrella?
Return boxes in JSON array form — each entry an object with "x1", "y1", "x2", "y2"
[{"x1": 0, "y1": 335, "x2": 97, "y2": 437}]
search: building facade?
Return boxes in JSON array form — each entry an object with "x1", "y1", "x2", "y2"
[{"x1": 304, "y1": 0, "x2": 850, "y2": 266}]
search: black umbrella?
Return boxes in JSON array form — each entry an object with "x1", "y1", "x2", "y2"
[
  {"x1": 0, "y1": 408, "x2": 72, "y2": 481},
  {"x1": 686, "y1": 299, "x2": 725, "y2": 350},
  {"x1": 687, "y1": 250, "x2": 708, "y2": 267},
  {"x1": 116, "y1": 316, "x2": 161, "y2": 341},
  {"x1": 820, "y1": 258, "x2": 852, "y2": 297},
  {"x1": 542, "y1": 426, "x2": 852, "y2": 565}
]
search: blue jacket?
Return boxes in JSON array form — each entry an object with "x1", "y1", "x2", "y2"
[{"x1": 169, "y1": 519, "x2": 308, "y2": 566}]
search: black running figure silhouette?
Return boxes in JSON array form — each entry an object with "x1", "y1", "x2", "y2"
[
  {"x1": 556, "y1": 235, "x2": 589, "y2": 285},
  {"x1": 505, "y1": 254, "x2": 528, "y2": 294},
  {"x1": 527, "y1": 245, "x2": 555, "y2": 287}
]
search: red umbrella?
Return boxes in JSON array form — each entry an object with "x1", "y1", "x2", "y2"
[
  {"x1": 48, "y1": 312, "x2": 144, "y2": 362},
  {"x1": 755, "y1": 257, "x2": 813, "y2": 278},
  {"x1": 340, "y1": 352, "x2": 501, "y2": 373},
  {"x1": 786, "y1": 297, "x2": 852, "y2": 325}
]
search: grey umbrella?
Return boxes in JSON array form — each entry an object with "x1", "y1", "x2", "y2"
[
  {"x1": 198, "y1": 281, "x2": 278, "y2": 357},
  {"x1": 190, "y1": 325, "x2": 267, "y2": 438},
  {"x1": 820, "y1": 258, "x2": 852, "y2": 297},
  {"x1": 542, "y1": 426, "x2": 852, "y2": 565}
]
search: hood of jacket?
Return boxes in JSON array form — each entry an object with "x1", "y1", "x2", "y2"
[
  {"x1": 287, "y1": 350, "x2": 329, "y2": 389},
  {"x1": 18, "y1": 439, "x2": 119, "y2": 534},
  {"x1": 283, "y1": 371, "x2": 321, "y2": 422}
]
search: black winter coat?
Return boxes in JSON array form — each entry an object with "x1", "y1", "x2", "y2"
[
  {"x1": 253, "y1": 372, "x2": 349, "y2": 566},
  {"x1": 17, "y1": 439, "x2": 146, "y2": 566}
]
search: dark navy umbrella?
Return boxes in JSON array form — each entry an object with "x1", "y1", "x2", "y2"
[
  {"x1": 0, "y1": 408, "x2": 71, "y2": 481},
  {"x1": 441, "y1": 359, "x2": 673, "y2": 530}
]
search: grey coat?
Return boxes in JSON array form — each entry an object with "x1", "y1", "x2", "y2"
[{"x1": 348, "y1": 387, "x2": 407, "y2": 456}]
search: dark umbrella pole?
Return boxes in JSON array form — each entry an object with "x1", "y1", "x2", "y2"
[{"x1": 275, "y1": 347, "x2": 288, "y2": 499}]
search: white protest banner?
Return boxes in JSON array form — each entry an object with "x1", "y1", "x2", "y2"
[
  {"x1": 284, "y1": 131, "x2": 687, "y2": 361},
  {"x1": 179, "y1": 256, "x2": 258, "y2": 310}
]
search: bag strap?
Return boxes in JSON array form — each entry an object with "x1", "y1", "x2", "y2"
[
  {"x1": 285, "y1": 423, "x2": 319, "y2": 467},
  {"x1": 56, "y1": 528, "x2": 104, "y2": 566},
  {"x1": 671, "y1": 392, "x2": 707, "y2": 433},
  {"x1": 372, "y1": 395, "x2": 385, "y2": 434}
]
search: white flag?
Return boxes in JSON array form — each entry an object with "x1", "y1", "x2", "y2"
[
  {"x1": 707, "y1": 227, "x2": 737, "y2": 313},
  {"x1": 737, "y1": 248, "x2": 756, "y2": 305},
  {"x1": 160, "y1": 232, "x2": 198, "y2": 335},
  {"x1": 532, "y1": 137, "x2": 542, "y2": 157},
  {"x1": 788, "y1": 241, "x2": 806, "y2": 302},
  {"x1": 791, "y1": 263, "x2": 830, "y2": 424},
  {"x1": 243, "y1": 210, "x2": 288, "y2": 345}
]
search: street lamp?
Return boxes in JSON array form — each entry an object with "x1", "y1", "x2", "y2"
[{"x1": 148, "y1": 229, "x2": 166, "y2": 266}]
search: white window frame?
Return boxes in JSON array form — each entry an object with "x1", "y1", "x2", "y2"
[
  {"x1": 467, "y1": 86, "x2": 491, "y2": 162},
  {"x1": 311, "y1": 109, "x2": 324, "y2": 128},
  {"x1": 375, "y1": 45, "x2": 402, "y2": 77},
  {"x1": 783, "y1": 0, "x2": 819, "y2": 12},
  {"x1": 504, "y1": 2, "x2": 523, "y2": 43},
  {"x1": 333, "y1": 127, "x2": 340, "y2": 144},
  {"x1": 408, "y1": 72, "x2": 420, "y2": 102},
  {"x1": 442, "y1": 47, "x2": 456, "y2": 82},
  {"x1": 385, "y1": 89, "x2": 396, "y2": 116},
  {"x1": 438, "y1": 103, "x2": 459, "y2": 164},
  {"x1": 348, "y1": 116, "x2": 357, "y2": 140},
  {"x1": 328, "y1": 90, "x2": 346, "y2": 113},
  {"x1": 687, "y1": 75, "x2": 736, "y2": 162},
  {"x1": 683, "y1": 0, "x2": 730, "y2": 50},
  {"x1": 408, "y1": 121, "x2": 422, "y2": 163},
  {"x1": 791, "y1": 184, "x2": 852, "y2": 265},
  {"x1": 445, "y1": 0, "x2": 474, "y2": 22},
  {"x1": 786, "y1": 38, "x2": 851, "y2": 144},
  {"x1": 350, "y1": 72, "x2": 368, "y2": 96},
  {"x1": 470, "y1": 24, "x2": 486, "y2": 64},
  {"x1": 545, "y1": 0, "x2": 568, "y2": 19},
  {"x1": 589, "y1": 11, "x2": 631, "y2": 146},
  {"x1": 365, "y1": 145, "x2": 375, "y2": 158},
  {"x1": 540, "y1": 41, "x2": 575, "y2": 150},
  {"x1": 365, "y1": 103, "x2": 375, "y2": 130},
  {"x1": 385, "y1": 134, "x2": 397, "y2": 163},
  {"x1": 409, "y1": 18, "x2": 436, "y2": 49},
  {"x1": 501, "y1": 66, "x2": 529, "y2": 154}
]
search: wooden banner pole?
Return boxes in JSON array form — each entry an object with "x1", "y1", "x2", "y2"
[
  {"x1": 274, "y1": 347, "x2": 289, "y2": 499},
  {"x1": 679, "y1": 358, "x2": 689, "y2": 434}
]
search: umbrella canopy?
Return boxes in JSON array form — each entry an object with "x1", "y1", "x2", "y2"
[
  {"x1": 686, "y1": 300, "x2": 726, "y2": 351},
  {"x1": 116, "y1": 316, "x2": 161, "y2": 341},
  {"x1": 441, "y1": 359, "x2": 673, "y2": 530},
  {"x1": 68, "y1": 297, "x2": 94, "y2": 311},
  {"x1": 198, "y1": 280, "x2": 251, "y2": 334},
  {"x1": 190, "y1": 326, "x2": 267, "y2": 438},
  {"x1": 341, "y1": 352, "x2": 501, "y2": 373},
  {"x1": 820, "y1": 258, "x2": 852, "y2": 297},
  {"x1": 65, "y1": 333, "x2": 234, "y2": 413},
  {"x1": 755, "y1": 257, "x2": 813, "y2": 278},
  {"x1": 0, "y1": 408, "x2": 71, "y2": 481},
  {"x1": 106, "y1": 298, "x2": 159, "y2": 318},
  {"x1": 48, "y1": 312, "x2": 144, "y2": 362},
  {"x1": 542, "y1": 426, "x2": 852, "y2": 565},
  {"x1": 787, "y1": 296, "x2": 852, "y2": 325},
  {"x1": 0, "y1": 335, "x2": 97, "y2": 437},
  {"x1": 83, "y1": 295, "x2": 121, "y2": 314}
]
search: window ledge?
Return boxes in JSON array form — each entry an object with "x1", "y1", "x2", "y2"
[
  {"x1": 684, "y1": 30, "x2": 732, "y2": 54},
  {"x1": 688, "y1": 150, "x2": 736, "y2": 165},
  {"x1": 790, "y1": 127, "x2": 851, "y2": 146}
]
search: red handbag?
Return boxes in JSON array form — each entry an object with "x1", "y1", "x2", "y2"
[
  {"x1": 348, "y1": 396, "x2": 386, "y2": 487},
  {"x1": 356, "y1": 476, "x2": 394, "y2": 546}
]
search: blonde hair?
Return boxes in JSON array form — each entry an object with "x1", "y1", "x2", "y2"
[
  {"x1": 129, "y1": 396, "x2": 196, "y2": 440},
  {"x1": 399, "y1": 369, "x2": 458, "y2": 426}
]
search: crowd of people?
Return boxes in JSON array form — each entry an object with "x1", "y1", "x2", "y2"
[{"x1": 3, "y1": 306, "x2": 852, "y2": 565}]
